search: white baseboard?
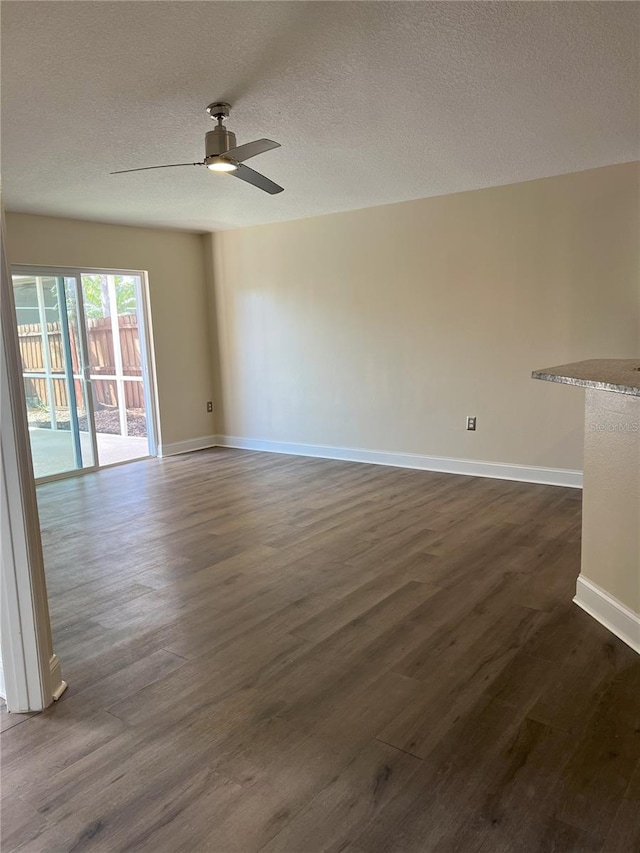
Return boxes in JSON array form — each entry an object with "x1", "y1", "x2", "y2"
[
  {"x1": 574, "y1": 575, "x2": 640, "y2": 654},
  {"x1": 214, "y1": 435, "x2": 582, "y2": 489},
  {"x1": 158, "y1": 435, "x2": 218, "y2": 457}
]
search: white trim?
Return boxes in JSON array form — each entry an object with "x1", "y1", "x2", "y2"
[
  {"x1": 1, "y1": 213, "x2": 65, "y2": 712},
  {"x1": 158, "y1": 435, "x2": 218, "y2": 457},
  {"x1": 14, "y1": 264, "x2": 148, "y2": 278},
  {"x1": 214, "y1": 435, "x2": 583, "y2": 488},
  {"x1": 574, "y1": 575, "x2": 640, "y2": 655}
]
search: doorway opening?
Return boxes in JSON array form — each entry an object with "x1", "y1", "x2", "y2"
[{"x1": 11, "y1": 266, "x2": 158, "y2": 481}]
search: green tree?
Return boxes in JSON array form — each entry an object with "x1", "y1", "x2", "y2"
[{"x1": 82, "y1": 275, "x2": 137, "y2": 318}]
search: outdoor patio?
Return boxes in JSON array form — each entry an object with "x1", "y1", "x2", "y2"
[{"x1": 28, "y1": 427, "x2": 149, "y2": 479}]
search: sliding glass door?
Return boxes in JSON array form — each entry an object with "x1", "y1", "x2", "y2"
[
  {"x1": 12, "y1": 267, "x2": 156, "y2": 482},
  {"x1": 80, "y1": 272, "x2": 154, "y2": 467},
  {"x1": 12, "y1": 273, "x2": 96, "y2": 479}
]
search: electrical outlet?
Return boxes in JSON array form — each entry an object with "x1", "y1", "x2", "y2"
[
  {"x1": 466, "y1": 416, "x2": 476, "y2": 431},
  {"x1": 206, "y1": 401, "x2": 213, "y2": 413}
]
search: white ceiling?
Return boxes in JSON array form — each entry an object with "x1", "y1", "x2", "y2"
[{"x1": 2, "y1": 1, "x2": 638, "y2": 232}]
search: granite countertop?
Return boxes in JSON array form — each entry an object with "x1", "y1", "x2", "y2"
[{"x1": 532, "y1": 359, "x2": 640, "y2": 397}]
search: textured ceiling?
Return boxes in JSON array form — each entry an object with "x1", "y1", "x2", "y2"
[{"x1": 2, "y1": 1, "x2": 638, "y2": 232}]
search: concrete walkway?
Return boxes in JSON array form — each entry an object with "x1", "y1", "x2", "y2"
[{"x1": 28, "y1": 427, "x2": 150, "y2": 479}]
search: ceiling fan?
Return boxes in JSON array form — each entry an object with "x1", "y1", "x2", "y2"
[{"x1": 111, "y1": 103, "x2": 283, "y2": 194}]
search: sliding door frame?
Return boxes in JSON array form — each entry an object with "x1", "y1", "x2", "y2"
[{"x1": 12, "y1": 265, "x2": 159, "y2": 484}]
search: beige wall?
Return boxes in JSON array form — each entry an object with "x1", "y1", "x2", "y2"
[
  {"x1": 208, "y1": 162, "x2": 639, "y2": 473},
  {"x1": 6, "y1": 163, "x2": 639, "y2": 470},
  {"x1": 5, "y1": 213, "x2": 214, "y2": 448}
]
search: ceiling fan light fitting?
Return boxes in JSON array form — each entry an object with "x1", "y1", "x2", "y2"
[{"x1": 207, "y1": 159, "x2": 237, "y2": 172}]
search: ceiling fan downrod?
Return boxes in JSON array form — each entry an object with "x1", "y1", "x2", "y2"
[{"x1": 205, "y1": 102, "x2": 237, "y2": 162}]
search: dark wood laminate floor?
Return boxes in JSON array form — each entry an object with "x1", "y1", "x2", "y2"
[{"x1": 1, "y1": 449, "x2": 639, "y2": 853}]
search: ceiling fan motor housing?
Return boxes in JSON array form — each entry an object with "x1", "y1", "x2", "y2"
[{"x1": 205, "y1": 126, "x2": 237, "y2": 163}]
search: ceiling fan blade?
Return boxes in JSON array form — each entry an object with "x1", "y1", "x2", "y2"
[
  {"x1": 110, "y1": 162, "x2": 205, "y2": 174},
  {"x1": 223, "y1": 139, "x2": 280, "y2": 163},
  {"x1": 230, "y1": 163, "x2": 284, "y2": 194}
]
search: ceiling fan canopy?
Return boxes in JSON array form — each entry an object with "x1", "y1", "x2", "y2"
[{"x1": 111, "y1": 102, "x2": 284, "y2": 194}]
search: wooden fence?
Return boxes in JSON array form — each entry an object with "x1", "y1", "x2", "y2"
[{"x1": 17, "y1": 315, "x2": 145, "y2": 411}]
